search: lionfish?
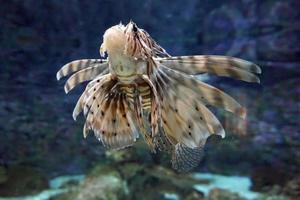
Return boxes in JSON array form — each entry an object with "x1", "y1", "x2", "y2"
[{"x1": 56, "y1": 21, "x2": 261, "y2": 172}]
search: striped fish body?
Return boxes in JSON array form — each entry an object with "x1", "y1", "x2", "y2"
[
  {"x1": 56, "y1": 21, "x2": 261, "y2": 172},
  {"x1": 105, "y1": 47, "x2": 157, "y2": 150},
  {"x1": 119, "y1": 81, "x2": 152, "y2": 110}
]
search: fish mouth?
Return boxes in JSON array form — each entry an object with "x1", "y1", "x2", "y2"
[{"x1": 117, "y1": 73, "x2": 137, "y2": 78}]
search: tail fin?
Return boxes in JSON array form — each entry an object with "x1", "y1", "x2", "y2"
[{"x1": 171, "y1": 143, "x2": 204, "y2": 172}]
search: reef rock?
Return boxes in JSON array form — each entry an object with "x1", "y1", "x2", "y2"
[
  {"x1": 55, "y1": 154, "x2": 207, "y2": 200},
  {"x1": 208, "y1": 188, "x2": 246, "y2": 200},
  {"x1": 0, "y1": 166, "x2": 7, "y2": 184},
  {"x1": 250, "y1": 166, "x2": 291, "y2": 192},
  {"x1": 56, "y1": 165, "x2": 127, "y2": 200},
  {"x1": 282, "y1": 177, "x2": 300, "y2": 199},
  {"x1": 0, "y1": 166, "x2": 48, "y2": 197}
]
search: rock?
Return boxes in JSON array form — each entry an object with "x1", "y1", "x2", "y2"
[
  {"x1": 250, "y1": 166, "x2": 292, "y2": 192},
  {"x1": 56, "y1": 161, "x2": 207, "y2": 200},
  {"x1": 208, "y1": 188, "x2": 246, "y2": 200},
  {"x1": 256, "y1": 185, "x2": 290, "y2": 200},
  {"x1": 105, "y1": 141, "x2": 153, "y2": 164},
  {"x1": 74, "y1": 174, "x2": 127, "y2": 200},
  {"x1": 184, "y1": 191, "x2": 205, "y2": 200},
  {"x1": 0, "y1": 166, "x2": 8, "y2": 184},
  {"x1": 0, "y1": 166, "x2": 48, "y2": 197},
  {"x1": 124, "y1": 165, "x2": 206, "y2": 200},
  {"x1": 258, "y1": 195, "x2": 290, "y2": 200},
  {"x1": 118, "y1": 162, "x2": 144, "y2": 180},
  {"x1": 49, "y1": 175, "x2": 85, "y2": 189},
  {"x1": 282, "y1": 177, "x2": 300, "y2": 199},
  {"x1": 56, "y1": 164, "x2": 127, "y2": 200}
]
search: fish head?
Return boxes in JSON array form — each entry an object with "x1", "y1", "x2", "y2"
[
  {"x1": 100, "y1": 21, "x2": 169, "y2": 59},
  {"x1": 100, "y1": 23, "x2": 127, "y2": 57}
]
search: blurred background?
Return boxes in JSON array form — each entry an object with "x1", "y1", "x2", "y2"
[{"x1": 0, "y1": 0, "x2": 299, "y2": 200}]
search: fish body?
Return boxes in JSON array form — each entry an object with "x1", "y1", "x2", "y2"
[{"x1": 57, "y1": 21, "x2": 261, "y2": 172}]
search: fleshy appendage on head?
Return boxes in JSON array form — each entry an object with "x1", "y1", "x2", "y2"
[
  {"x1": 100, "y1": 23, "x2": 127, "y2": 57},
  {"x1": 124, "y1": 21, "x2": 170, "y2": 59},
  {"x1": 100, "y1": 21, "x2": 170, "y2": 59},
  {"x1": 100, "y1": 21, "x2": 150, "y2": 59}
]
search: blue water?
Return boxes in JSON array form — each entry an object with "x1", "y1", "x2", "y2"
[{"x1": 0, "y1": 1, "x2": 299, "y2": 200}]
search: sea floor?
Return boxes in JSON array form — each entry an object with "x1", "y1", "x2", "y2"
[{"x1": 0, "y1": 172, "x2": 288, "y2": 200}]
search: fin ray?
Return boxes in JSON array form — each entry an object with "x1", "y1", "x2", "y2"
[
  {"x1": 158, "y1": 55, "x2": 261, "y2": 75},
  {"x1": 172, "y1": 143, "x2": 204, "y2": 172},
  {"x1": 159, "y1": 65, "x2": 246, "y2": 119},
  {"x1": 56, "y1": 59, "x2": 107, "y2": 80},
  {"x1": 64, "y1": 66, "x2": 109, "y2": 93}
]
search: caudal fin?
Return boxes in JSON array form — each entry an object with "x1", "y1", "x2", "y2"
[{"x1": 171, "y1": 143, "x2": 204, "y2": 172}]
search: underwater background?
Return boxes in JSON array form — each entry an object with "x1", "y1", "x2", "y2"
[{"x1": 0, "y1": 0, "x2": 299, "y2": 199}]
